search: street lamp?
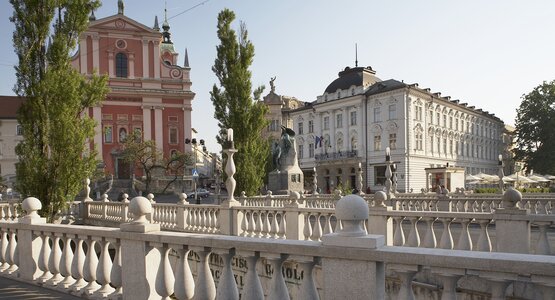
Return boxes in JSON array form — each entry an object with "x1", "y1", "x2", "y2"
[{"x1": 498, "y1": 153, "x2": 504, "y2": 194}]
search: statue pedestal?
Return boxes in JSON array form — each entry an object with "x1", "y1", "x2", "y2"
[{"x1": 268, "y1": 166, "x2": 304, "y2": 195}]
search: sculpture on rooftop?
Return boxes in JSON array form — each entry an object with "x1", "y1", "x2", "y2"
[{"x1": 270, "y1": 76, "x2": 276, "y2": 93}]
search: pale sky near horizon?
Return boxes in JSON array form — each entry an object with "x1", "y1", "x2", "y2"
[{"x1": 1, "y1": 0, "x2": 554, "y2": 153}]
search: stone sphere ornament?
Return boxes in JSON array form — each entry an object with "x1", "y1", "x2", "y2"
[{"x1": 129, "y1": 196, "x2": 152, "y2": 224}]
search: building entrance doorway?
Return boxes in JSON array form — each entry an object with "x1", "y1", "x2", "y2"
[{"x1": 116, "y1": 158, "x2": 131, "y2": 179}]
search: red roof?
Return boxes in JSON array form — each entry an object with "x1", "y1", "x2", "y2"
[{"x1": 0, "y1": 96, "x2": 25, "y2": 119}]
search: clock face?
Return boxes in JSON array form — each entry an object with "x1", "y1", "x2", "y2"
[{"x1": 116, "y1": 39, "x2": 126, "y2": 49}]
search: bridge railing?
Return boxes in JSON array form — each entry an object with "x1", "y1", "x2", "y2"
[
  {"x1": 1, "y1": 196, "x2": 555, "y2": 299},
  {"x1": 77, "y1": 189, "x2": 555, "y2": 256}
]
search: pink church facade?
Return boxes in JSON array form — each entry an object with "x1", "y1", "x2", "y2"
[{"x1": 70, "y1": 5, "x2": 194, "y2": 179}]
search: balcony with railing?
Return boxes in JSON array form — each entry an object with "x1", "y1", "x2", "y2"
[{"x1": 314, "y1": 150, "x2": 358, "y2": 161}]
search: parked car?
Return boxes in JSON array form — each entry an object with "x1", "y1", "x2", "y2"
[{"x1": 187, "y1": 188, "x2": 210, "y2": 199}]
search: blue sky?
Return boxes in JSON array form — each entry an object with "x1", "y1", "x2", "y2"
[{"x1": 1, "y1": 0, "x2": 555, "y2": 153}]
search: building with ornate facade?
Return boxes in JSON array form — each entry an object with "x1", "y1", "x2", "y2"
[
  {"x1": 72, "y1": 2, "x2": 194, "y2": 179},
  {"x1": 270, "y1": 65, "x2": 505, "y2": 193}
]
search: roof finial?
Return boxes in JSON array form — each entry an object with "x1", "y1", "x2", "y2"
[
  {"x1": 355, "y1": 43, "x2": 358, "y2": 67},
  {"x1": 153, "y1": 16, "x2": 160, "y2": 31},
  {"x1": 162, "y1": 1, "x2": 172, "y2": 44},
  {"x1": 184, "y1": 48, "x2": 190, "y2": 68},
  {"x1": 89, "y1": 10, "x2": 96, "y2": 21},
  {"x1": 118, "y1": 0, "x2": 124, "y2": 15}
]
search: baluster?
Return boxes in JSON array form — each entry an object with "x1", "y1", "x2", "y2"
[
  {"x1": 95, "y1": 238, "x2": 114, "y2": 297},
  {"x1": 535, "y1": 222, "x2": 552, "y2": 255},
  {"x1": 421, "y1": 217, "x2": 437, "y2": 248},
  {"x1": 476, "y1": 219, "x2": 492, "y2": 252},
  {"x1": 393, "y1": 217, "x2": 406, "y2": 246},
  {"x1": 6, "y1": 205, "x2": 12, "y2": 220},
  {"x1": 193, "y1": 209, "x2": 200, "y2": 231},
  {"x1": 432, "y1": 269, "x2": 462, "y2": 300},
  {"x1": 0, "y1": 229, "x2": 8, "y2": 271},
  {"x1": 204, "y1": 209, "x2": 211, "y2": 232},
  {"x1": 38, "y1": 234, "x2": 52, "y2": 282},
  {"x1": 174, "y1": 247, "x2": 194, "y2": 300},
  {"x1": 255, "y1": 211, "x2": 263, "y2": 238},
  {"x1": 297, "y1": 257, "x2": 320, "y2": 300},
  {"x1": 240, "y1": 210, "x2": 248, "y2": 237},
  {"x1": 455, "y1": 218, "x2": 473, "y2": 251},
  {"x1": 241, "y1": 252, "x2": 264, "y2": 300},
  {"x1": 109, "y1": 240, "x2": 123, "y2": 297},
  {"x1": 323, "y1": 214, "x2": 333, "y2": 234},
  {"x1": 215, "y1": 248, "x2": 239, "y2": 300},
  {"x1": 6, "y1": 230, "x2": 17, "y2": 274},
  {"x1": 406, "y1": 216, "x2": 421, "y2": 247},
  {"x1": 155, "y1": 245, "x2": 175, "y2": 300},
  {"x1": 267, "y1": 253, "x2": 290, "y2": 300},
  {"x1": 248, "y1": 210, "x2": 256, "y2": 237},
  {"x1": 262, "y1": 212, "x2": 271, "y2": 238},
  {"x1": 47, "y1": 235, "x2": 63, "y2": 285},
  {"x1": 311, "y1": 214, "x2": 323, "y2": 241},
  {"x1": 303, "y1": 214, "x2": 313, "y2": 241},
  {"x1": 0, "y1": 206, "x2": 5, "y2": 220},
  {"x1": 193, "y1": 247, "x2": 216, "y2": 300},
  {"x1": 270, "y1": 212, "x2": 279, "y2": 239},
  {"x1": 70, "y1": 238, "x2": 87, "y2": 291},
  {"x1": 393, "y1": 266, "x2": 418, "y2": 300},
  {"x1": 186, "y1": 208, "x2": 193, "y2": 231},
  {"x1": 83, "y1": 239, "x2": 100, "y2": 294},
  {"x1": 278, "y1": 211, "x2": 286, "y2": 239},
  {"x1": 438, "y1": 217, "x2": 454, "y2": 249}
]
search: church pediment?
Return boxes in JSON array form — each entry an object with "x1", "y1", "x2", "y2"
[{"x1": 88, "y1": 15, "x2": 160, "y2": 36}]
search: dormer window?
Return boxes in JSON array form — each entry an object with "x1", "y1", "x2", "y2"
[{"x1": 115, "y1": 53, "x2": 128, "y2": 78}]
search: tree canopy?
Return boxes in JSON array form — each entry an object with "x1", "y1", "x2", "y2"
[
  {"x1": 120, "y1": 131, "x2": 193, "y2": 194},
  {"x1": 514, "y1": 80, "x2": 555, "y2": 174},
  {"x1": 210, "y1": 9, "x2": 269, "y2": 196},
  {"x1": 11, "y1": 0, "x2": 108, "y2": 220}
]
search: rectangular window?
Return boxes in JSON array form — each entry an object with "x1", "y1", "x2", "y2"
[
  {"x1": 324, "y1": 116, "x2": 329, "y2": 130},
  {"x1": 269, "y1": 120, "x2": 279, "y2": 132},
  {"x1": 388, "y1": 104, "x2": 396, "y2": 120},
  {"x1": 104, "y1": 126, "x2": 113, "y2": 143},
  {"x1": 449, "y1": 140, "x2": 453, "y2": 154},
  {"x1": 449, "y1": 116, "x2": 453, "y2": 129},
  {"x1": 374, "y1": 135, "x2": 381, "y2": 151},
  {"x1": 389, "y1": 133, "x2": 397, "y2": 149},
  {"x1": 308, "y1": 120, "x2": 314, "y2": 133},
  {"x1": 350, "y1": 111, "x2": 357, "y2": 126},
  {"x1": 374, "y1": 166, "x2": 386, "y2": 185},
  {"x1": 437, "y1": 137, "x2": 441, "y2": 153},
  {"x1": 436, "y1": 112, "x2": 440, "y2": 125},
  {"x1": 133, "y1": 127, "x2": 142, "y2": 142},
  {"x1": 415, "y1": 106, "x2": 422, "y2": 121},
  {"x1": 443, "y1": 138, "x2": 447, "y2": 153},
  {"x1": 430, "y1": 136, "x2": 434, "y2": 153},
  {"x1": 309, "y1": 143, "x2": 314, "y2": 158},
  {"x1": 298, "y1": 144, "x2": 303, "y2": 159},
  {"x1": 169, "y1": 127, "x2": 178, "y2": 144},
  {"x1": 298, "y1": 122, "x2": 303, "y2": 135},
  {"x1": 336, "y1": 114, "x2": 343, "y2": 128},
  {"x1": 16, "y1": 124, "x2": 23, "y2": 136},
  {"x1": 455, "y1": 119, "x2": 459, "y2": 131},
  {"x1": 429, "y1": 111, "x2": 433, "y2": 123},
  {"x1": 374, "y1": 107, "x2": 381, "y2": 122},
  {"x1": 415, "y1": 133, "x2": 423, "y2": 150},
  {"x1": 443, "y1": 115, "x2": 447, "y2": 127}
]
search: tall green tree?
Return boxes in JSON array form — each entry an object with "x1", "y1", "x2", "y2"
[
  {"x1": 514, "y1": 80, "x2": 555, "y2": 174},
  {"x1": 210, "y1": 9, "x2": 269, "y2": 196},
  {"x1": 11, "y1": 0, "x2": 108, "y2": 220}
]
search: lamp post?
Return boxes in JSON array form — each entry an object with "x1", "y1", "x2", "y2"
[
  {"x1": 498, "y1": 153, "x2": 504, "y2": 194},
  {"x1": 384, "y1": 146, "x2": 393, "y2": 198},
  {"x1": 357, "y1": 162, "x2": 364, "y2": 195},
  {"x1": 222, "y1": 128, "x2": 239, "y2": 207}
]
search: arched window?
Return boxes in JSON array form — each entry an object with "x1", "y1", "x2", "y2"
[{"x1": 115, "y1": 53, "x2": 128, "y2": 78}]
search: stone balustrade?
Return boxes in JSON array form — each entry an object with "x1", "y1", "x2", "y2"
[
  {"x1": 0, "y1": 201, "x2": 20, "y2": 221},
  {"x1": 1, "y1": 196, "x2": 555, "y2": 299},
  {"x1": 76, "y1": 190, "x2": 555, "y2": 256}
]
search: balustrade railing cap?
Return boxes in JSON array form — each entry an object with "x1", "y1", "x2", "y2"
[
  {"x1": 129, "y1": 196, "x2": 152, "y2": 223},
  {"x1": 22, "y1": 197, "x2": 42, "y2": 217},
  {"x1": 502, "y1": 187, "x2": 522, "y2": 209},
  {"x1": 336, "y1": 194, "x2": 368, "y2": 221}
]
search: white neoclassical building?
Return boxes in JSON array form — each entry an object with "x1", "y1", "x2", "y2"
[{"x1": 272, "y1": 66, "x2": 505, "y2": 193}]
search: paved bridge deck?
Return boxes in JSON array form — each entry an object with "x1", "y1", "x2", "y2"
[{"x1": 0, "y1": 276, "x2": 82, "y2": 299}]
